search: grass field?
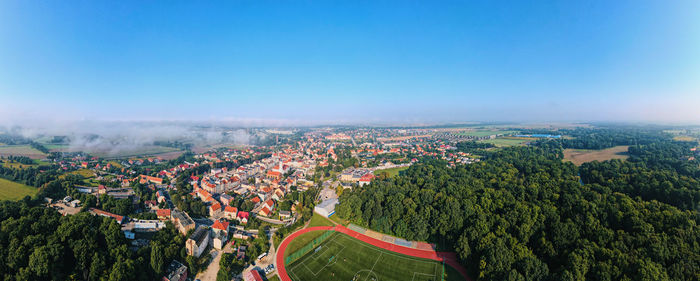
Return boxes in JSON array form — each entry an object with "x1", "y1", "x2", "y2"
[
  {"x1": 285, "y1": 230, "x2": 330, "y2": 258},
  {"x1": 308, "y1": 213, "x2": 335, "y2": 228},
  {"x1": 287, "y1": 232, "x2": 462, "y2": 281},
  {"x1": 478, "y1": 138, "x2": 529, "y2": 147},
  {"x1": 1, "y1": 159, "x2": 49, "y2": 170},
  {"x1": 456, "y1": 130, "x2": 516, "y2": 137},
  {"x1": 373, "y1": 166, "x2": 409, "y2": 177},
  {"x1": 266, "y1": 275, "x2": 281, "y2": 281},
  {"x1": 59, "y1": 169, "x2": 96, "y2": 179},
  {"x1": 0, "y1": 145, "x2": 47, "y2": 159},
  {"x1": 329, "y1": 214, "x2": 348, "y2": 226},
  {"x1": 0, "y1": 178, "x2": 37, "y2": 201},
  {"x1": 563, "y1": 145, "x2": 629, "y2": 166}
]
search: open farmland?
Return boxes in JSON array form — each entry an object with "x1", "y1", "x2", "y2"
[
  {"x1": 0, "y1": 145, "x2": 47, "y2": 159},
  {"x1": 563, "y1": 145, "x2": 629, "y2": 166},
  {"x1": 478, "y1": 137, "x2": 529, "y2": 147},
  {"x1": 0, "y1": 178, "x2": 38, "y2": 201},
  {"x1": 457, "y1": 130, "x2": 517, "y2": 137},
  {"x1": 287, "y1": 232, "x2": 463, "y2": 281}
]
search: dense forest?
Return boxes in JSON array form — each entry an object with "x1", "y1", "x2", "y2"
[
  {"x1": 0, "y1": 199, "x2": 161, "y2": 280},
  {"x1": 336, "y1": 134, "x2": 700, "y2": 280}
]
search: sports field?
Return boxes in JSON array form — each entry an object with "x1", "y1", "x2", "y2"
[
  {"x1": 0, "y1": 178, "x2": 37, "y2": 201},
  {"x1": 287, "y1": 232, "x2": 462, "y2": 281},
  {"x1": 373, "y1": 166, "x2": 409, "y2": 177}
]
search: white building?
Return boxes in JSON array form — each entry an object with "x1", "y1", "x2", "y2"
[{"x1": 314, "y1": 198, "x2": 339, "y2": 217}]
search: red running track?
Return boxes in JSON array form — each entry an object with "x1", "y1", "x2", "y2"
[{"x1": 276, "y1": 225, "x2": 472, "y2": 281}]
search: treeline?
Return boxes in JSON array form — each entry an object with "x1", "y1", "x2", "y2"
[
  {"x1": 0, "y1": 155, "x2": 35, "y2": 164},
  {"x1": 29, "y1": 141, "x2": 50, "y2": 154},
  {"x1": 456, "y1": 141, "x2": 495, "y2": 153},
  {"x1": 0, "y1": 164, "x2": 59, "y2": 187},
  {"x1": 336, "y1": 146, "x2": 699, "y2": 280},
  {"x1": 526, "y1": 127, "x2": 671, "y2": 149}
]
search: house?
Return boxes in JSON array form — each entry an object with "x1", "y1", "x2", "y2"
[
  {"x1": 209, "y1": 202, "x2": 222, "y2": 217},
  {"x1": 243, "y1": 269, "x2": 264, "y2": 281},
  {"x1": 157, "y1": 209, "x2": 171, "y2": 220},
  {"x1": 211, "y1": 220, "x2": 230, "y2": 250},
  {"x1": 186, "y1": 226, "x2": 210, "y2": 257},
  {"x1": 220, "y1": 194, "x2": 234, "y2": 206},
  {"x1": 279, "y1": 210, "x2": 291, "y2": 219},
  {"x1": 266, "y1": 170, "x2": 281, "y2": 180},
  {"x1": 156, "y1": 190, "x2": 166, "y2": 203},
  {"x1": 358, "y1": 173, "x2": 375, "y2": 186},
  {"x1": 171, "y1": 210, "x2": 195, "y2": 235},
  {"x1": 339, "y1": 171, "x2": 354, "y2": 182},
  {"x1": 145, "y1": 200, "x2": 158, "y2": 209},
  {"x1": 263, "y1": 199, "x2": 275, "y2": 210},
  {"x1": 224, "y1": 206, "x2": 238, "y2": 220},
  {"x1": 314, "y1": 198, "x2": 339, "y2": 217},
  {"x1": 237, "y1": 211, "x2": 249, "y2": 224},
  {"x1": 139, "y1": 175, "x2": 163, "y2": 185},
  {"x1": 162, "y1": 260, "x2": 188, "y2": 281},
  {"x1": 258, "y1": 206, "x2": 271, "y2": 217},
  {"x1": 89, "y1": 208, "x2": 125, "y2": 225}
]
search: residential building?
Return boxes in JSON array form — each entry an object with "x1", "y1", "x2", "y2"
[
  {"x1": 162, "y1": 260, "x2": 188, "y2": 281},
  {"x1": 186, "y1": 226, "x2": 210, "y2": 258}
]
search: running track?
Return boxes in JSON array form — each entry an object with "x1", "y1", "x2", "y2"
[{"x1": 275, "y1": 225, "x2": 472, "y2": 281}]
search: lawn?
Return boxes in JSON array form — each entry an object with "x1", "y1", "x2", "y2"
[
  {"x1": 373, "y1": 166, "x2": 409, "y2": 177},
  {"x1": 266, "y1": 275, "x2": 281, "y2": 281},
  {"x1": 0, "y1": 178, "x2": 38, "y2": 201},
  {"x1": 563, "y1": 146, "x2": 629, "y2": 166},
  {"x1": 287, "y1": 232, "x2": 463, "y2": 281},
  {"x1": 308, "y1": 213, "x2": 335, "y2": 228},
  {"x1": 284, "y1": 230, "x2": 330, "y2": 258},
  {"x1": 328, "y1": 214, "x2": 348, "y2": 226},
  {"x1": 478, "y1": 137, "x2": 529, "y2": 147}
]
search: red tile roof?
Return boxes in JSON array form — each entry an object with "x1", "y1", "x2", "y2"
[
  {"x1": 212, "y1": 220, "x2": 230, "y2": 231},
  {"x1": 156, "y1": 209, "x2": 171, "y2": 218}
]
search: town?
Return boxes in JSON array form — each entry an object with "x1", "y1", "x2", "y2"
[{"x1": 32, "y1": 126, "x2": 494, "y2": 280}]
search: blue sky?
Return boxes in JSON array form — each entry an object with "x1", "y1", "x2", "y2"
[{"x1": 1, "y1": 1, "x2": 698, "y2": 125}]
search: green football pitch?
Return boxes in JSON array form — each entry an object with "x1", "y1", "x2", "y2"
[{"x1": 287, "y1": 232, "x2": 463, "y2": 281}]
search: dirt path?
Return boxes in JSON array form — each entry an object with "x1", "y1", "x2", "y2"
[{"x1": 196, "y1": 242, "x2": 233, "y2": 281}]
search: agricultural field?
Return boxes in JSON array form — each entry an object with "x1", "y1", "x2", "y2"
[
  {"x1": 373, "y1": 166, "x2": 409, "y2": 177},
  {"x1": 0, "y1": 145, "x2": 47, "y2": 159},
  {"x1": 563, "y1": 145, "x2": 629, "y2": 166},
  {"x1": 86, "y1": 145, "x2": 182, "y2": 159},
  {"x1": 287, "y1": 232, "x2": 462, "y2": 281},
  {"x1": 478, "y1": 137, "x2": 529, "y2": 147},
  {"x1": 457, "y1": 130, "x2": 517, "y2": 137},
  {"x1": 0, "y1": 178, "x2": 38, "y2": 201},
  {"x1": 1, "y1": 159, "x2": 48, "y2": 169}
]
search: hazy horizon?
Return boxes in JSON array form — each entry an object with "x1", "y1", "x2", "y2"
[{"x1": 1, "y1": 1, "x2": 699, "y2": 123}]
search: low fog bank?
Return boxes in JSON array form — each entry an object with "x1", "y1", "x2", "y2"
[{"x1": 0, "y1": 121, "x2": 260, "y2": 156}]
